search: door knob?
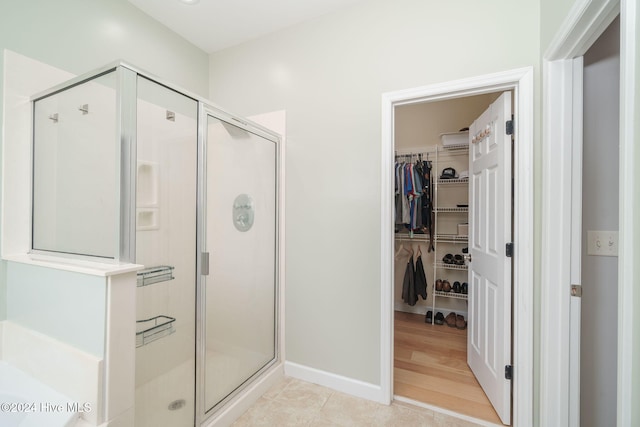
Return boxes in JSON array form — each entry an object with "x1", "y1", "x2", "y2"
[{"x1": 463, "y1": 253, "x2": 472, "y2": 262}]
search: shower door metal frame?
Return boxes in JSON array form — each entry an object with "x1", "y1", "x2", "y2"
[{"x1": 195, "y1": 104, "x2": 281, "y2": 426}]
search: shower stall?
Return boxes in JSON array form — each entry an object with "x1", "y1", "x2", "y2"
[{"x1": 30, "y1": 63, "x2": 281, "y2": 426}]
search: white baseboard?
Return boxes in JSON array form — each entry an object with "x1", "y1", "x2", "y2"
[{"x1": 284, "y1": 361, "x2": 385, "y2": 404}]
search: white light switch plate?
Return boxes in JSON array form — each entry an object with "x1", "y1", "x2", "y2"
[{"x1": 587, "y1": 230, "x2": 618, "y2": 256}]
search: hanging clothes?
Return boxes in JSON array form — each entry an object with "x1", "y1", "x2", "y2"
[
  {"x1": 417, "y1": 159, "x2": 435, "y2": 251},
  {"x1": 394, "y1": 154, "x2": 438, "y2": 242},
  {"x1": 395, "y1": 162, "x2": 410, "y2": 226},
  {"x1": 414, "y1": 253, "x2": 428, "y2": 300},
  {"x1": 408, "y1": 162, "x2": 422, "y2": 230},
  {"x1": 401, "y1": 254, "x2": 417, "y2": 306},
  {"x1": 395, "y1": 158, "x2": 427, "y2": 232},
  {"x1": 396, "y1": 161, "x2": 411, "y2": 225}
]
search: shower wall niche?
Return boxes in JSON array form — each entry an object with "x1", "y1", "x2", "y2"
[{"x1": 30, "y1": 62, "x2": 282, "y2": 427}]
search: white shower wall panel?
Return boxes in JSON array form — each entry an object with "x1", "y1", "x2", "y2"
[{"x1": 135, "y1": 96, "x2": 197, "y2": 387}]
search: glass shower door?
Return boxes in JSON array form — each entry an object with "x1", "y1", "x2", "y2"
[{"x1": 202, "y1": 112, "x2": 278, "y2": 414}]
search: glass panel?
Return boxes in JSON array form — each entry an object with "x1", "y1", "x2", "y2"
[
  {"x1": 204, "y1": 115, "x2": 277, "y2": 412},
  {"x1": 134, "y1": 77, "x2": 198, "y2": 427},
  {"x1": 32, "y1": 71, "x2": 117, "y2": 258}
]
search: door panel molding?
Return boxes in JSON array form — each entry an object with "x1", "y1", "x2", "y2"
[
  {"x1": 381, "y1": 67, "x2": 534, "y2": 426},
  {"x1": 467, "y1": 92, "x2": 513, "y2": 424}
]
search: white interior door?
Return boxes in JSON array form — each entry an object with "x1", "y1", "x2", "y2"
[{"x1": 467, "y1": 91, "x2": 513, "y2": 425}]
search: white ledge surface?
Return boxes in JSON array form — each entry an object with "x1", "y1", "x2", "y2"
[{"x1": 3, "y1": 254, "x2": 143, "y2": 277}]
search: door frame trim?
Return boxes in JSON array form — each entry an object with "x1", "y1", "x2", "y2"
[
  {"x1": 540, "y1": 0, "x2": 622, "y2": 425},
  {"x1": 617, "y1": 1, "x2": 639, "y2": 424},
  {"x1": 380, "y1": 67, "x2": 534, "y2": 426}
]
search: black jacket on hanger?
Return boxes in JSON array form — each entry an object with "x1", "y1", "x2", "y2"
[
  {"x1": 401, "y1": 255, "x2": 417, "y2": 306},
  {"x1": 414, "y1": 254, "x2": 428, "y2": 300}
]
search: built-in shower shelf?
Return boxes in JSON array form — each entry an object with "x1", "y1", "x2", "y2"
[
  {"x1": 136, "y1": 265, "x2": 174, "y2": 287},
  {"x1": 136, "y1": 315, "x2": 176, "y2": 348}
]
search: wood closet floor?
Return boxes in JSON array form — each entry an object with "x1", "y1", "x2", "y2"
[{"x1": 394, "y1": 311, "x2": 502, "y2": 425}]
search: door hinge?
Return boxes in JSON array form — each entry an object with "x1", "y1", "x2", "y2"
[
  {"x1": 506, "y1": 242, "x2": 514, "y2": 257},
  {"x1": 201, "y1": 252, "x2": 210, "y2": 276},
  {"x1": 506, "y1": 117, "x2": 515, "y2": 135},
  {"x1": 571, "y1": 284, "x2": 582, "y2": 298},
  {"x1": 505, "y1": 365, "x2": 513, "y2": 380}
]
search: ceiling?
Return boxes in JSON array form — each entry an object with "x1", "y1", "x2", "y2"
[{"x1": 127, "y1": 0, "x2": 370, "y2": 54}]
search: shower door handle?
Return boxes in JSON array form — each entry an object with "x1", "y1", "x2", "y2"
[{"x1": 201, "y1": 252, "x2": 210, "y2": 275}]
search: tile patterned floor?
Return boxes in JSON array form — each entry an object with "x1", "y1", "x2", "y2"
[{"x1": 232, "y1": 377, "x2": 485, "y2": 426}]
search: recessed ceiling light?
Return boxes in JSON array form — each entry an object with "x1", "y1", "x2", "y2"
[{"x1": 179, "y1": 0, "x2": 200, "y2": 5}]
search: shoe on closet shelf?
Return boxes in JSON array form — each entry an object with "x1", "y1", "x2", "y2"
[
  {"x1": 435, "y1": 279, "x2": 443, "y2": 292},
  {"x1": 453, "y1": 281, "x2": 461, "y2": 293},
  {"x1": 445, "y1": 312, "x2": 457, "y2": 328},
  {"x1": 442, "y1": 280, "x2": 451, "y2": 292},
  {"x1": 425, "y1": 310, "x2": 433, "y2": 324},
  {"x1": 442, "y1": 254, "x2": 454, "y2": 264},
  {"x1": 434, "y1": 312, "x2": 445, "y2": 325},
  {"x1": 456, "y1": 315, "x2": 467, "y2": 330},
  {"x1": 454, "y1": 254, "x2": 464, "y2": 265},
  {"x1": 461, "y1": 282, "x2": 468, "y2": 294}
]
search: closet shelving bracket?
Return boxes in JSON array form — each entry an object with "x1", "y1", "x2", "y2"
[
  {"x1": 434, "y1": 290, "x2": 468, "y2": 300},
  {"x1": 434, "y1": 261, "x2": 468, "y2": 271},
  {"x1": 435, "y1": 234, "x2": 468, "y2": 243}
]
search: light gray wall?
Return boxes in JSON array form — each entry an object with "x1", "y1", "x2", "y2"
[
  {"x1": 0, "y1": 1, "x2": 209, "y2": 96},
  {"x1": 581, "y1": 16, "x2": 619, "y2": 427},
  {"x1": 209, "y1": 0, "x2": 540, "y2": 384},
  {"x1": 540, "y1": 0, "x2": 576, "y2": 54},
  {"x1": 0, "y1": 0, "x2": 209, "y2": 323}
]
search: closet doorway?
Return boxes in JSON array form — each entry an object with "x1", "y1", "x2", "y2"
[
  {"x1": 382, "y1": 68, "x2": 534, "y2": 427},
  {"x1": 393, "y1": 92, "x2": 508, "y2": 425}
]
